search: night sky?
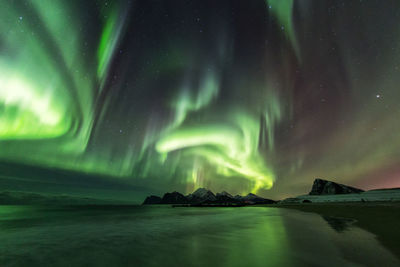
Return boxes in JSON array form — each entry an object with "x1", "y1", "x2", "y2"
[{"x1": 1, "y1": 0, "x2": 400, "y2": 202}]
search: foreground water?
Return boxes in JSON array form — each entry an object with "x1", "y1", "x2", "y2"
[{"x1": 0, "y1": 205, "x2": 398, "y2": 267}]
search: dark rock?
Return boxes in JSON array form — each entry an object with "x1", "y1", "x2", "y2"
[
  {"x1": 279, "y1": 197, "x2": 302, "y2": 204},
  {"x1": 309, "y1": 178, "x2": 364, "y2": 195},
  {"x1": 142, "y1": 195, "x2": 162, "y2": 205},
  {"x1": 216, "y1": 191, "x2": 233, "y2": 198},
  {"x1": 215, "y1": 191, "x2": 243, "y2": 204},
  {"x1": 302, "y1": 199, "x2": 312, "y2": 203},
  {"x1": 161, "y1": 191, "x2": 188, "y2": 204},
  {"x1": 243, "y1": 193, "x2": 262, "y2": 201},
  {"x1": 187, "y1": 188, "x2": 216, "y2": 203},
  {"x1": 233, "y1": 195, "x2": 243, "y2": 200},
  {"x1": 242, "y1": 193, "x2": 276, "y2": 204},
  {"x1": 216, "y1": 191, "x2": 234, "y2": 202}
]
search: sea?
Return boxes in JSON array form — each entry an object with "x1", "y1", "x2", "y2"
[{"x1": 0, "y1": 205, "x2": 398, "y2": 267}]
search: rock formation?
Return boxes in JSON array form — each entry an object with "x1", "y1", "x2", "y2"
[
  {"x1": 187, "y1": 188, "x2": 217, "y2": 203},
  {"x1": 309, "y1": 178, "x2": 364, "y2": 195},
  {"x1": 161, "y1": 191, "x2": 188, "y2": 204},
  {"x1": 242, "y1": 193, "x2": 276, "y2": 204},
  {"x1": 216, "y1": 191, "x2": 235, "y2": 202},
  {"x1": 142, "y1": 195, "x2": 162, "y2": 205}
]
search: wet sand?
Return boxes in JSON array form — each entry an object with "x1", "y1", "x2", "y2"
[{"x1": 276, "y1": 202, "x2": 400, "y2": 257}]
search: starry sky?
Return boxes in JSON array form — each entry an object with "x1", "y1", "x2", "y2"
[{"x1": 1, "y1": 0, "x2": 400, "y2": 202}]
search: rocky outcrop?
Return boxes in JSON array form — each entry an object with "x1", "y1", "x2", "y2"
[
  {"x1": 142, "y1": 195, "x2": 162, "y2": 205},
  {"x1": 161, "y1": 191, "x2": 188, "y2": 204},
  {"x1": 243, "y1": 193, "x2": 262, "y2": 201},
  {"x1": 309, "y1": 178, "x2": 364, "y2": 195},
  {"x1": 187, "y1": 188, "x2": 217, "y2": 203},
  {"x1": 233, "y1": 195, "x2": 243, "y2": 200},
  {"x1": 242, "y1": 193, "x2": 276, "y2": 204},
  {"x1": 279, "y1": 197, "x2": 302, "y2": 204},
  {"x1": 215, "y1": 191, "x2": 235, "y2": 202},
  {"x1": 216, "y1": 191, "x2": 233, "y2": 198}
]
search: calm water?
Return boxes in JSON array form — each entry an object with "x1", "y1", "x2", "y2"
[{"x1": 0, "y1": 205, "x2": 398, "y2": 267}]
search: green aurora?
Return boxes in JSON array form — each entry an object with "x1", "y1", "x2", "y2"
[{"x1": 1, "y1": 0, "x2": 400, "y2": 200}]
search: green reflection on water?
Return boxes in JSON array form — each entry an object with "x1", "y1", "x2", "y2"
[{"x1": 0, "y1": 206, "x2": 294, "y2": 266}]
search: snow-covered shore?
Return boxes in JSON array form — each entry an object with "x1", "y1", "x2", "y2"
[{"x1": 282, "y1": 189, "x2": 400, "y2": 203}]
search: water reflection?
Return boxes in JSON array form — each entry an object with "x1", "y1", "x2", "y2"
[{"x1": 321, "y1": 216, "x2": 356, "y2": 233}]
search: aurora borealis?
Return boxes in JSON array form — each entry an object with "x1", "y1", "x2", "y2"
[{"x1": 1, "y1": 0, "x2": 400, "y2": 201}]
